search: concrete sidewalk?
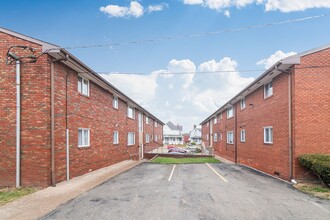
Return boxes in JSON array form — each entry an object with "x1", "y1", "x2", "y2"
[{"x1": 0, "y1": 160, "x2": 142, "y2": 220}]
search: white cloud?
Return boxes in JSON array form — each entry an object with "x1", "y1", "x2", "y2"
[
  {"x1": 102, "y1": 57, "x2": 254, "y2": 132},
  {"x1": 148, "y1": 3, "x2": 168, "y2": 13},
  {"x1": 256, "y1": 50, "x2": 297, "y2": 69},
  {"x1": 224, "y1": 10, "x2": 230, "y2": 17},
  {"x1": 100, "y1": 1, "x2": 168, "y2": 18},
  {"x1": 182, "y1": 0, "x2": 330, "y2": 12}
]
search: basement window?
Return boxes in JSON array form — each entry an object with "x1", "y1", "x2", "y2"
[
  {"x1": 78, "y1": 76, "x2": 89, "y2": 97},
  {"x1": 78, "y1": 128, "x2": 90, "y2": 147},
  {"x1": 146, "y1": 134, "x2": 150, "y2": 143},
  {"x1": 113, "y1": 131, "x2": 119, "y2": 144},
  {"x1": 240, "y1": 130, "x2": 246, "y2": 142},
  {"x1": 264, "y1": 127, "x2": 273, "y2": 144}
]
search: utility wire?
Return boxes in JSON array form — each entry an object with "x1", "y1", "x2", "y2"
[{"x1": 57, "y1": 13, "x2": 329, "y2": 50}]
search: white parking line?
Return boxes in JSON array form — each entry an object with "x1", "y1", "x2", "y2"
[
  {"x1": 206, "y1": 163, "x2": 228, "y2": 183},
  {"x1": 168, "y1": 165, "x2": 176, "y2": 181}
]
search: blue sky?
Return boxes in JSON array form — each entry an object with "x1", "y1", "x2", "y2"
[{"x1": 1, "y1": 0, "x2": 330, "y2": 132}]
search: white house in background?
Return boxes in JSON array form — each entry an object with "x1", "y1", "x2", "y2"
[
  {"x1": 189, "y1": 125, "x2": 202, "y2": 144},
  {"x1": 163, "y1": 121, "x2": 183, "y2": 145}
]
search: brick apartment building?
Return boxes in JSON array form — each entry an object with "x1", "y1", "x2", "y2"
[
  {"x1": 0, "y1": 27, "x2": 163, "y2": 187},
  {"x1": 201, "y1": 45, "x2": 330, "y2": 181}
]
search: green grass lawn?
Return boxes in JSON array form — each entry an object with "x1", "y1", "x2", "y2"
[
  {"x1": 295, "y1": 183, "x2": 330, "y2": 200},
  {"x1": 151, "y1": 157, "x2": 220, "y2": 164},
  {"x1": 0, "y1": 187, "x2": 37, "y2": 206}
]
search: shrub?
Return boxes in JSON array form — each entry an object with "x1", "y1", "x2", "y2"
[
  {"x1": 298, "y1": 154, "x2": 330, "y2": 187},
  {"x1": 191, "y1": 142, "x2": 196, "y2": 145}
]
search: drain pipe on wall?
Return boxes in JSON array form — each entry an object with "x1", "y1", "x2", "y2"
[
  {"x1": 16, "y1": 60, "x2": 21, "y2": 188},
  {"x1": 65, "y1": 72, "x2": 72, "y2": 181},
  {"x1": 288, "y1": 70, "x2": 293, "y2": 181},
  {"x1": 50, "y1": 61, "x2": 56, "y2": 187}
]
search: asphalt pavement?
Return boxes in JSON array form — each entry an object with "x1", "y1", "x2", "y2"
[{"x1": 40, "y1": 163, "x2": 330, "y2": 220}]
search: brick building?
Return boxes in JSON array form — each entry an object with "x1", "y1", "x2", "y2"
[
  {"x1": 0, "y1": 27, "x2": 163, "y2": 187},
  {"x1": 201, "y1": 45, "x2": 330, "y2": 181}
]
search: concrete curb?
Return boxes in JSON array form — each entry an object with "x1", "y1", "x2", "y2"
[
  {"x1": 214, "y1": 155, "x2": 235, "y2": 164},
  {"x1": 0, "y1": 160, "x2": 143, "y2": 220}
]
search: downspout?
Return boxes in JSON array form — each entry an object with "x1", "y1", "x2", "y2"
[
  {"x1": 16, "y1": 60, "x2": 21, "y2": 188},
  {"x1": 65, "y1": 72, "x2": 72, "y2": 181},
  {"x1": 234, "y1": 104, "x2": 238, "y2": 164},
  {"x1": 50, "y1": 61, "x2": 56, "y2": 187},
  {"x1": 288, "y1": 70, "x2": 293, "y2": 180}
]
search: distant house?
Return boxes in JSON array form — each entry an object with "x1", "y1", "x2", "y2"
[
  {"x1": 163, "y1": 121, "x2": 183, "y2": 145},
  {"x1": 183, "y1": 133, "x2": 190, "y2": 144},
  {"x1": 189, "y1": 125, "x2": 202, "y2": 144}
]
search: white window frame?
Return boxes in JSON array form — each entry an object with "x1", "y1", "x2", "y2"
[
  {"x1": 264, "y1": 81, "x2": 273, "y2": 98},
  {"x1": 78, "y1": 76, "x2": 90, "y2": 96},
  {"x1": 113, "y1": 96, "x2": 118, "y2": 109},
  {"x1": 227, "y1": 107, "x2": 234, "y2": 119},
  {"x1": 155, "y1": 134, "x2": 158, "y2": 142},
  {"x1": 240, "y1": 99, "x2": 246, "y2": 110},
  {"x1": 220, "y1": 132, "x2": 222, "y2": 141},
  {"x1": 207, "y1": 122, "x2": 209, "y2": 127},
  {"x1": 146, "y1": 134, "x2": 150, "y2": 143},
  {"x1": 78, "y1": 128, "x2": 90, "y2": 147},
  {"x1": 240, "y1": 130, "x2": 246, "y2": 142},
  {"x1": 127, "y1": 132, "x2": 135, "y2": 146},
  {"x1": 127, "y1": 106, "x2": 135, "y2": 119},
  {"x1": 214, "y1": 117, "x2": 217, "y2": 124},
  {"x1": 206, "y1": 134, "x2": 209, "y2": 141},
  {"x1": 264, "y1": 127, "x2": 273, "y2": 144},
  {"x1": 113, "y1": 131, "x2": 119, "y2": 144},
  {"x1": 214, "y1": 133, "x2": 218, "y2": 142},
  {"x1": 154, "y1": 121, "x2": 158, "y2": 127},
  {"x1": 146, "y1": 116, "x2": 149, "y2": 124},
  {"x1": 227, "y1": 131, "x2": 234, "y2": 144}
]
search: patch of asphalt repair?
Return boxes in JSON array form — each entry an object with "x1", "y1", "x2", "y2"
[{"x1": 40, "y1": 163, "x2": 330, "y2": 220}]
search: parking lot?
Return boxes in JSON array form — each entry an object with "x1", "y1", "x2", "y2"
[{"x1": 41, "y1": 163, "x2": 330, "y2": 220}]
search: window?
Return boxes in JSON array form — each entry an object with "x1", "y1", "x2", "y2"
[
  {"x1": 227, "y1": 107, "x2": 234, "y2": 119},
  {"x1": 155, "y1": 121, "x2": 158, "y2": 127},
  {"x1": 78, "y1": 76, "x2": 89, "y2": 96},
  {"x1": 78, "y1": 128, "x2": 90, "y2": 147},
  {"x1": 218, "y1": 114, "x2": 222, "y2": 121},
  {"x1": 128, "y1": 132, "x2": 135, "y2": 146},
  {"x1": 146, "y1": 134, "x2": 150, "y2": 143},
  {"x1": 227, "y1": 131, "x2": 234, "y2": 144},
  {"x1": 264, "y1": 127, "x2": 273, "y2": 144},
  {"x1": 240, "y1": 130, "x2": 246, "y2": 142},
  {"x1": 206, "y1": 134, "x2": 209, "y2": 141},
  {"x1": 207, "y1": 122, "x2": 209, "y2": 127},
  {"x1": 127, "y1": 106, "x2": 135, "y2": 119},
  {"x1": 214, "y1": 117, "x2": 217, "y2": 124},
  {"x1": 113, "y1": 96, "x2": 118, "y2": 109},
  {"x1": 155, "y1": 134, "x2": 158, "y2": 142},
  {"x1": 240, "y1": 99, "x2": 246, "y2": 110},
  {"x1": 113, "y1": 131, "x2": 119, "y2": 144},
  {"x1": 214, "y1": 133, "x2": 218, "y2": 142},
  {"x1": 264, "y1": 81, "x2": 273, "y2": 98},
  {"x1": 146, "y1": 116, "x2": 149, "y2": 124},
  {"x1": 220, "y1": 132, "x2": 222, "y2": 141}
]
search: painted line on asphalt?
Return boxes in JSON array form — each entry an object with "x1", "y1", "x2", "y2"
[
  {"x1": 206, "y1": 163, "x2": 228, "y2": 183},
  {"x1": 168, "y1": 165, "x2": 176, "y2": 181}
]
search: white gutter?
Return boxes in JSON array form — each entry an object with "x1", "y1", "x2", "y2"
[{"x1": 16, "y1": 60, "x2": 21, "y2": 188}]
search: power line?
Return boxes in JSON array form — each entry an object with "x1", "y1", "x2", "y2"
[
  {"x1": 77, "y1": 64, "x2": 330, "y2": 75},
  {"x1": 57, "y1": 13, "x2": 329, "y2": 50}
]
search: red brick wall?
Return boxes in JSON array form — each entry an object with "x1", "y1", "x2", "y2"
[
  {"x1": 143, "y1": 116, "x2": 163, "y2": 151},
  {"x1": 53, "y1": 62, "x2": 140, "y2": 183},
  {"x1": 235, "y1": 73, "x2": 290, "y2": 180},
  {"x1": 1, "y1": 30, "x2": 162, "y2": 187},
  {"x1": 201, "y1": 122, "x2": 210, "y2": 146},
  {"x1": 292, "y1": 48, "x2": 330, "y2": 179},
  {"x1": 0, "y1": 32, "x2": 52, "y2": 187}
]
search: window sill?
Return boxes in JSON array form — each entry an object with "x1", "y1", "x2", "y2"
[
  {"x1": 127, "y1": 117, "x2": 135, "y2": 120},
  {"x1": 264, "y1": 142, "x2": 273, "y2": 145},
  {"x1": 113, "y1": 107, "x2": 119, "y2": 111},
  {"x1": 227, "y1": 116, "x2": 234, "y2": 120},
  {"x1": 127, "y1": 144, "x2": 135, "y2": 147},
  {"x1": 78, "y1": 93, "x2": 90, "y2": 98},
  {"x1": 264, "y1": 95, "x2": 273, "y2": 100},
  {"x1": 78, "y1": 145, "x2": 90, "y2": 149},
  {"x1": 226, "y1": 143, "x2": 234, "y2": 145}
]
